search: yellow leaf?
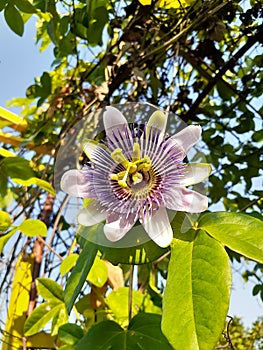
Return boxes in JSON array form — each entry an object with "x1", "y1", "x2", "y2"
[
  {"x1": 0, "y1": 106, "x2": 28, "y2": 132},
  {"x1": 2, "y1": 253, "x2": 34, "y2": 350},
  {"x1": 0, "y1": 147, "x2": 16, "y2": 157},
  {"x1": 156, "y1": 0, "x2": 188, "y2": 8},
  {"x1": 138, "y1": 0, "x2": 152, "y2": 5},
  {"x1": 138, "y1": 0, "x2": 189, "y2": 8},
  {"x1": 13, "y1": 177, "x2": 56, "y2": 196},
  {"x1": 0, "y1": 131, "x2": 53, "y2": 155},
  {"x1": 27, "y1": 332, "x2": 57, "y2": 348}
]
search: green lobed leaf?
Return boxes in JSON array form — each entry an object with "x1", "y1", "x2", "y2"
[
  {"x1": 4, "y1": 3, "x2": 24, "y2": 36},
  {"x1": 87, "y1": 256, "x2": 108, "y2": 288},
  {"x1": 0, "y1": 210, "x2": 11, "y2": 231},
  {"x1": 162, "y1": 229, "x2": 232, "y2": 350},
  {"x1": 19, "y1": 219, "x2": 47, "y2": 237},
  {"x1": 58, "y1": 323, "x2": 84, "y2": 346},
  {"x1": 24, "y1": 303, "x2": 62, "y2": 336},
  {"x1": 76, "y1": 313, "x2": 173, "y2": 350},
  {"x1": 199, "y1": 212, "x2": 263, "y2": 263},
  {"x1": 37, "y1": 278, "x2": 64, "y2": 302},
  {"x1": 64, "y1": 240, "x2": 98, "y2": 313},
  {"x1": 79, "y1": 223, "x2": 168, "y2": 265}
]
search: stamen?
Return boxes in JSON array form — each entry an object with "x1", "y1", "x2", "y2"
[
  {"x1": 111, "y1": 148, "x2": 129, "y2": 167},
  {"x1": 132, "y1": 143, "x2": 141, "y2": 162},
  {"x1": 118, "y1": 165, "x2": 130, "y2": 188},
  {"x1": 110, "y1": 145, "x2": 153, "y2": 188}
]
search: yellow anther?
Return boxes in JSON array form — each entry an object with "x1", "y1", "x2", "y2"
[
  {"x1": 118, "y1": 180, "x2": 128, "y2": 188},
  {"x1": 132, "y1": 143, "x2": 141, "y2": 162},
  {"x1": 111, "y1": 148, "x2": 129, "y2": 167},
  {"x1": 129, "y1": 163, "x2": 137, "y2": 174},
  {"x1": 110, "y1": 146, "x2": 152, "y2": 188},
  {"x1": 118, "y1": 165, "x2": 131, "y2": 188},
  {"x1": 143, "y1": 156, "x2": 151, "y2": 164},
  {"x1": 110, "y1": 171, "x2": 127, "y2": 181},
  {"x1": 110, "y1": 174, "x2": 119, "y2": 181},
  {"x1": 138, "y1": 163, "x2": 151, "y2": 172}
]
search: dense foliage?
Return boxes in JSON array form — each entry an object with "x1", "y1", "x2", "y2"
[{"x1": 0, "y1": 0, "x2": 262, "y2": 349}]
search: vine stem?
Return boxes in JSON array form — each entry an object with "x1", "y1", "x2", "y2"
[{"x1": 128, "y1": 264, "x2": 134, "y2": 323}]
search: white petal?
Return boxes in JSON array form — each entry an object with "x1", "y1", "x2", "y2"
[
  {"x1": 82, "y1": 140, "x2": 98, "y2": 161},
  {"x1": 103, "y1": 106, "x2": 127, "y2": 129},
  {"x1": 78, "y1": 202, "x2": 107, "y2": 226},
  {"x1": 170, "y1": 125, "x2": 202, "y2": 159},
  {"x1": 103, "y1": 216, "x2": 136, "y2": 242},
  {"x1": 60, "y1": 169, "x2": 90, "y2": 197},
  {"x1": 164, "y1": 187, "x2": 208, "y2": 213},
  {"x1": 178, "y1": 163, "x2": 212, "y2": 186},
  {"x1": 141, "y1": 207, "x2": 173, "y2": 248},
  {"x1": 147, "y1": 110, "x2": 167, "y2": 134}
]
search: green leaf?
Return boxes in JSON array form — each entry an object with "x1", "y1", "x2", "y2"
[
  {"x1": 12, "y1": 177, "x2": 56, "y2": 195},
  {"x1": 37, "y1": 278, "x2": 64, "y2": 302},
  {"x1": 0, "y1": 210, "x2": 11, "y2": 231},
  {"x1": 199, "y1": 212, "x2": 263, "y2": 263},
  {"x1": 64, "y1": 240, "x2": 97, "y2": 313},
  {"x1": 79, "y1": 223, "x2": 168, "y2": 265},
  {"x1": 57, "y1": 346, "x2": 73, "y2": 350},
  {"x1": 51, "y1": 304, "x2": 68, "y2": 336},
  {"x1": 252, "y1": 130, "x2": 263, "y2": 143},
  {"x1": 75, "y1": 294, "x2": 93, "y2": 318},
  {"x1": 107, "y1": 287, "x2": 161, "y2": 326},
  {"x1": 162, "y1": 229, "x2": 231, "y2": 350},
  {"x1": 0, "y1": 228, "x2": 17, "y2": 254},
  {"x1": 18, "y1": 219, "x2": 47, "y2": 237},
  {"x1": 87, "y1": 256, "x2": 108, "y2": 287},
  {"x1": 58, "y1": 323, "x2": 84, "y2": 345},
  {"x1": 216, "y1": 80, "x2": 234, "y2": 100},
  {"x1": 3, "y1": 157, "x2": 35, "y2": 180},
  {"x1": 85, "y1": 6, "x2": 108, "y2": 46},
  {"x1": 40, "y1": 71, "x2": 52, "y2": 94},
  {"x1": 76, "y1": 313, "x2": 173, "y2": 350},
  {"x1": 0, "y1": 189, "x2": 15, "y2": 209},
  {"x1": 24, "y1": 303, "x2": 62, "y2": 336},
  {"x1": 4, "y1": 4, "x2": 24, "y2": 36},
  {"x1": 14, "y1": 0, "x2": 36, "y2": 13},
  {"x1": 0, "y1": 0, "x2": 7, "y2": 11},
  {"x1": 60, "y1": 254, "x2": 79, "y2": 275}
]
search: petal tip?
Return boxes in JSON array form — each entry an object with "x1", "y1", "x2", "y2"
[{"x1": 147, "y1": 110, "x2": 167, "y2": 133}]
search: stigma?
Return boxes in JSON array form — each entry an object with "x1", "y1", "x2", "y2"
[{"x1": 110, "y1": 143, "x2": 152, "y2": 188}]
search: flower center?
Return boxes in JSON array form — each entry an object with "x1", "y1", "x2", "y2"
[{"x1": 110, "y1": 142, "x2": 152, "y2": 189}]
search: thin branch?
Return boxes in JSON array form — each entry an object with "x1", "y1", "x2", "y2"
[
  {"x1": 239, "y1": 196, "x2": 263, "y2": 212},
  {"x1": 183, "y1": 24, "x2": 263, "y2": 122},
  {"x1": 226, "y1": 316, "x2": 235, "y2": 350},
  {"x1": 37, "y1": 236, "x2": 63, "y2": 261}
]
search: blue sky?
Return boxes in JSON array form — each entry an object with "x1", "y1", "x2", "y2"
[{"x1": 0, "y1": 12, "x2": 262, "y2": 328}]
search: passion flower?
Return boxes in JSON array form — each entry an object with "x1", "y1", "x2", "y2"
[{"x1": 61, "y1": 106, "x2": 211, "y2": 247}]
